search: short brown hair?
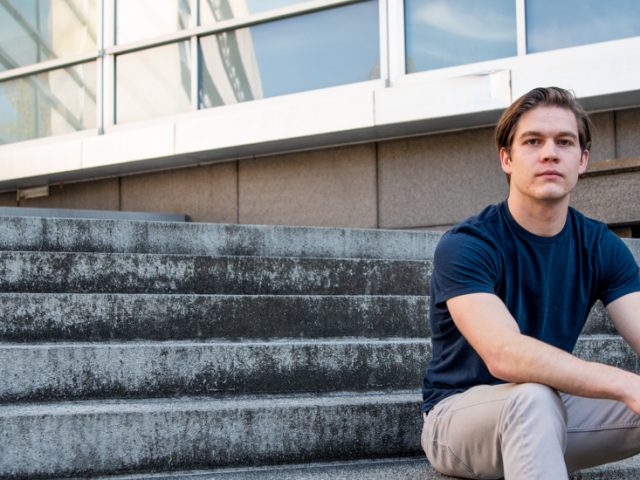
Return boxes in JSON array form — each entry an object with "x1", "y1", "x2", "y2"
[{"x1": 495, "y1": 87, "x2": 592, "y2": 153}]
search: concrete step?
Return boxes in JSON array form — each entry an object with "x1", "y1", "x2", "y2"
[
  {"x1": 1, "y1": 335, "x2": 632, "y2": 404},
  {"x1": 0, "y1": 293, "x2": 616, "y2": 343},
  {"x1": 0, "y1": 293, "x2": 429, "y2": 341},
  {"x1": 0, "y1": 391, "x2": 422, "y2": 479},
  {"x1": 0, "y1": 216, "x2": 443, "y2": 259},
  {"x1": 0, "y1": 252, "x2": 430, "y2": 295},
  {"x1": 56, "y1": 455, "x2": 640, "y2": 480},
  {"x1": 0, "y1": 338, "x2": 430, "y2": 402}
]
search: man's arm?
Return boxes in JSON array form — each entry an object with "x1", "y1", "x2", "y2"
[
  {"x1": 608, "y1": 292, "x2": 640, "y2": 355},
  {"x1": 447, "y1": 292, "x2": 640, "y2": 414}
]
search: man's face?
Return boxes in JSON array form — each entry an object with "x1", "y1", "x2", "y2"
[{"x1": 499, "y1": 106, "x2": 589, "y2": 205}]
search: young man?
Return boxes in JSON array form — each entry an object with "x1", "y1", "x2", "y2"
[{"x1": 420, "y1": 87, "x2": 640, "y2": 479}]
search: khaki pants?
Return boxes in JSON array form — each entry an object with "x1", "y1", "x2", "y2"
[{"x1": 422, "y1": 383, "x2": 640, "y2": 479}]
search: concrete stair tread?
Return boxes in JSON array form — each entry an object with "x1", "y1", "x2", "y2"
[
  {"x1": 0, "y1": 251, "x2": 430, "y2": 295},
  {"x1": 54, "y1": 455, "x2": 640, "y2": 480},
  {"x1": 0, "y1": 389, "x2": 420, "y2": 413},
  {"x1": 0, "y1": 391, "x2": 424, "y2": 478},
  {"x1": 0, "y1": 216, "x2": 444, "y2": 259},
  {"x1": 0, "y1": 292, "x2": 431, "y2": 341}
]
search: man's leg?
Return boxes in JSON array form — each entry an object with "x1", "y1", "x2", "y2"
[
  {"x1": 562, "y1": 393, "x2": 640, "y2": 472},
  {"x1": 422, "y1": 383, "x2": 568, "y2": 479}
]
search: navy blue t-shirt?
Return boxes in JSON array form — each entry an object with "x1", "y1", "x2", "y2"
[{"x1": 421, "y1": 201, "x2": 640, "y2": 413}]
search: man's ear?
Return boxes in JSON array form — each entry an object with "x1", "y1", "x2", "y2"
[
  {"x1": 578, "y1": 149, "x2": 589, "y2": 175},
  {"x1": 499, "y1": 147, "x2": 512, "y2": 175}
]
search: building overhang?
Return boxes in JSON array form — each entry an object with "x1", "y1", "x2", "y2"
[{"x1": 1, "y1": 36, "x2": 639, "y2": 192}]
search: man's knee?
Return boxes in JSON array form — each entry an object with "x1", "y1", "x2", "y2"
[{"x1": 503, "y1": 383, "x2": 568, "y2": 434}]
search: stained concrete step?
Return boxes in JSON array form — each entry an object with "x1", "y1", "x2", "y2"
[
  {"x1": 0, "y1": 293, "x2": 616, "y2": 343},
  {"x1": 0, "y1": 252, "x2": 430, "y2": 295},
  {"x1": 0, "y1": 338, "x2": 431, "y2": 402},
  {"x1": 57, "y1": 455, "x2": 640, "y2": 480},
  {"x1": 1, "y1": 335, "x2": 633, "y2": 404},
  {"x1": 0, "y1": 293, "x2": 428, "y2": 341},
  {"x1": 0, "y1": 216, "x2": 443, "y2": 259},
  {"x1": 0, "y1": 391, "x2": 422, "y2": 479}
]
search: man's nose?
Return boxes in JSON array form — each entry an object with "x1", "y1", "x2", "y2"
[{"x1": 541, "y1": 140, "x2": 559, "y2": 161}]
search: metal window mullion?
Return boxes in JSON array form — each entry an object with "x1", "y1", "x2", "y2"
[
  {"x1": 378, "y1": 0, "x2": 390, "y2": 87},
  {"x1": 0, "y1": 53, "x2": 98, "y2": 82},
  {"x1": 96, "y1": 0, "x2": 105, "y2": 133},
  {"x1": 516, "y1": 0, "x2": 527, "y2": 56},
  {"x1": 385, "y1": 0, "x2": 405, "y2": 85},
  {"x1": 190, "y1": 0, "x2": 199, "y2": 111},
  {"x1": 102, "y1": 0, "x2": 116, "y2": 127}
]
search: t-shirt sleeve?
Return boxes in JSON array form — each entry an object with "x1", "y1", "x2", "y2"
[
  {"x1": 598, "y1": 230, "x2": 640, "y2": 306},
  {"x1": 431, "y1": 228, "x2": 500, "y2": 308}
]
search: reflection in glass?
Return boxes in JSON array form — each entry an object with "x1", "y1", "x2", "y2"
[
  {"x1": 116, "y1": 42, "x2": 191, "y2": 123},
  {"x1": 199, "y1": 0, "x2": 379, "y2": 108},
  {"x1": 526, "y1": 0, "x2": 640, "y2": 53},
  {"x1": 0, "y1": 62, "x2": 96, "y2": 144},
  {"x1": 116, "y1": 0, "x2": 192, "y2": 45},
  {"x1": 405, "y1": 0, "x2": 516, "y2": 72},
  {"x1": 200, "y1": 0, "x2": 309, "y2": 24},
  {"x1": 0, "y1": 0, "x2": 97, "y2": 72}
]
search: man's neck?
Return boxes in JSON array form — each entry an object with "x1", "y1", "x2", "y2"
[{"x1": 506, "y1": 196, "x2": 570, "y2": 237}]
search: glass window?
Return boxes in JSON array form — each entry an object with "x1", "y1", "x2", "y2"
[
  {"x1": 199, "y1": 0, "x2": 379, "y2": 108},
  {"x1": 116, "y1": 0, "x2": 192, "y2": 44},
  {"x1": 405, "y1": 0, "x2": 517, "y2": 72},
  {"x1": 526, "y1": 0, "x2": 640, "y2": 53},
  {"x1": 200, "y1": 0, "x2": 309, "y2": 24},
  {"x1": 0, "y1": 61, "x2": 97, "y2": 144},
  {"x1": 0, "y1": 0, "x2": 97, "y2": 72},
  {"x1": 116, "y1": 42, "x2": 191, "y2": 123}
]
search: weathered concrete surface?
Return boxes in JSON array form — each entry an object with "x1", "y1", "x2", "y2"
[
  {"x1": 0, "y1": 206, "x2": 188, "y2": 222},
  {"x1": 0, "y1": 252, "x2": 431, "y2": 295},
  {"x1": 0, "y1": 216, "x2": 443, "y2": 259},
  {"x1": 0, "y1": 293, "x2": 429, "y2": 341},
  {"x1": 0, "y1": 339, "x2": 431, "y2": 402},
  {"x1": 0, "y1": 391, "x2": 422, "y2": 479},
  {"x1": 57, "y1": 455, "x2": 640, "y2": 480}
]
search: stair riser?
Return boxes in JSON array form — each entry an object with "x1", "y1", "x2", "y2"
[
  {"x1": 0, "y1": 341, "x2": 431, "y2": 402},
  {"x1": 2, "y1": 336, "x2": 632, "y2": 403},
  {"x1": 0, "y1": 293, "x2": 616, "y2": 343},
  {"x1": 0, "y1": 217, "x2": 443, "y2": 259},
  {"x1": 0, "y1": 253, "x2": 430, "y2": 295},
  {"x1": 0, "y1": 294, "x2": 430, "y2": 341},
  {"x1": 0, "y1": 399, "x2": 421, "y2": 479},
  {"x1": 573, "y1": 336, "x2": 638, "y2": 371}
]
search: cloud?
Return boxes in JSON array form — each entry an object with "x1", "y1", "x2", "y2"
[{"x1": 412, "y1": 1, "x2": 514, "y2": 43}]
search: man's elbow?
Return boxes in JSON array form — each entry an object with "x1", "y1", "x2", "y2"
[{"x1": 483, "y1": 344, "x2": 521, "y2": 382}]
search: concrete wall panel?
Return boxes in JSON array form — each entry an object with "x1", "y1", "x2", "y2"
[
  {"x1": 19, "y1": 178, "x2": 119, "y2": 210},
  {"x1": 378, "y1": 127, "x2": 507, "y2": 229},
  {"x1": 238, "y1": 145, "x2": 377, "y2": 228},
  {"x1": 589, "y1": 112, "x2": 615, "y2": 163},
  {"x1": 121, "y1": 163, "x2": 237, "y2": 223},
  {"x1": 572, "y1": 171, "x2": 640, "y2": 225},
  {"x1": 616, "y1": 108, "x2": 640, "y2": 158}
]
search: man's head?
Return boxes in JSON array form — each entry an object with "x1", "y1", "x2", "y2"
[{"x1": 495, "y1": 87, "x2": 592, "y2": 155}]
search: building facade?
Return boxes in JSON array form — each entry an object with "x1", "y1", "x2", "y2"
[{"x1": 0, "y1": 0, "x2": 639, "y2": 235}]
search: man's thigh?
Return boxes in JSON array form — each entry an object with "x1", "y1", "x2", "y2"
[
  {"x1": 562, "y1": 393, "x2": 640, "y2": 472},
  {"x1": 423, "y1": 383, "x2": 569, "y2": 479},
  {"x1": 422, "y1": 384, "x2": 518, "y2": 479}
]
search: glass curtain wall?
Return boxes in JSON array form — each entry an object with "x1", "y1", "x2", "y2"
[
  {"x1": 404, "y1": 0, "x2": 640, "y2": 74},
  {"x1": 0, "y1": 0, "x2": 97, "y2": 144}
]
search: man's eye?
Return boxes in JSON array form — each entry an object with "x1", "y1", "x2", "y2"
[
  {"x1": 557, "y1": 139, "x2": 574, "y2": 146},
  {"x1": 525, "y1": 139, "x2": 540, "y2": 145}
]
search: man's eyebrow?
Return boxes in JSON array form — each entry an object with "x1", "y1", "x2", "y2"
[{"x1": 518, "y1": 130, "x2": 578, "y2": 139}]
